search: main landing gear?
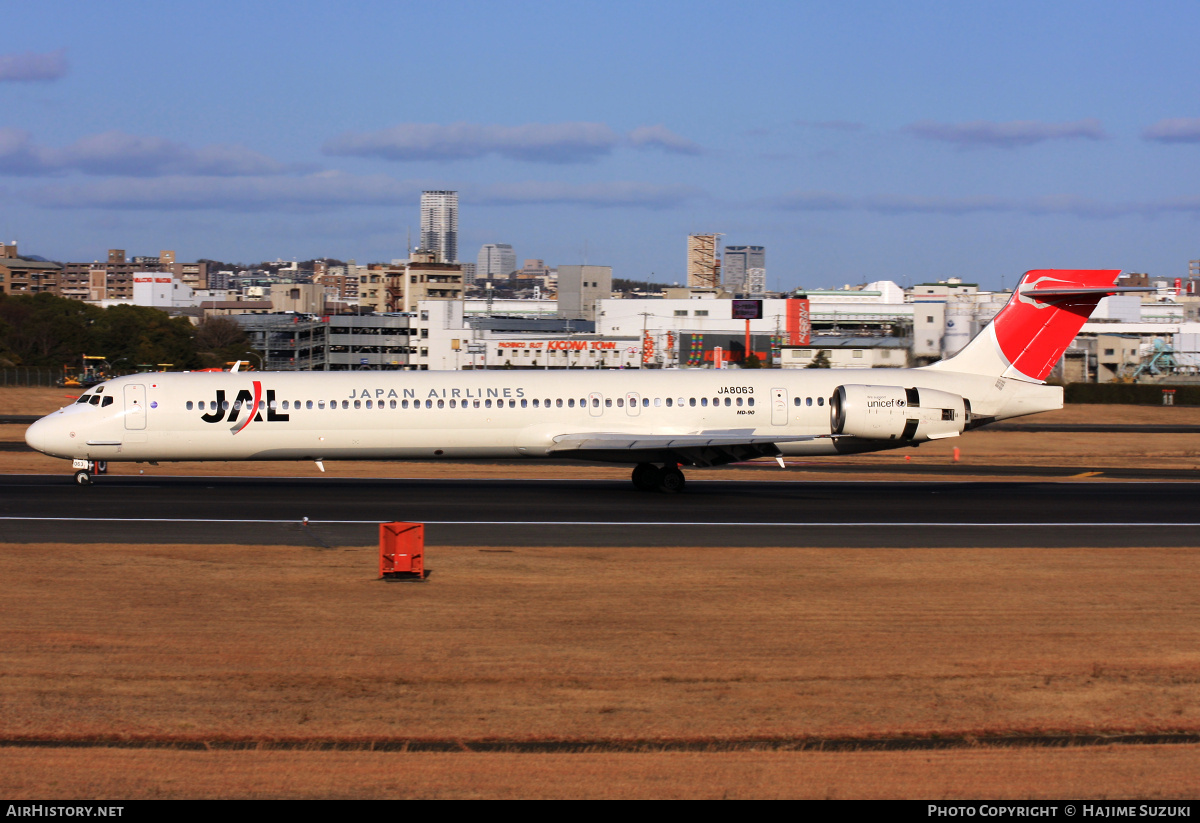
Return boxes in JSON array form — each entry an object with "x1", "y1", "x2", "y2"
[{"x1": 631, "y1": 462, "x2": 686, "y2": 494}]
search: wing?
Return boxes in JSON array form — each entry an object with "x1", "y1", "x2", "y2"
[{"x1": 548, "y1": 429, "x2": 823, "y2": 467}]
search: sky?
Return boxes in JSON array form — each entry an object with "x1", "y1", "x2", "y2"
[{"x1": 3, "y1": 0, "x2": 1200, "y2": 291}]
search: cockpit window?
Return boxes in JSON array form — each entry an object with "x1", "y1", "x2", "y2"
[
  {"x1": 89, "y1": 395, "x2": 101, "y2": 406},
  {"x1": 102, "y1": 396, "x2": 114, "y2": 407},
  {"x1": 76, "y1": 395, "x2": 90, "y2": 404}
]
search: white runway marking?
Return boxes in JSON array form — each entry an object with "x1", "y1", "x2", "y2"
[{"x1": 1, "y1": 516, "x2": 1197, "y2": 528}]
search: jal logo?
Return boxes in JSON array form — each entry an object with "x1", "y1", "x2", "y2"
[{"x1": 200, "y1": 380, "x2": 289, "y2": 433}]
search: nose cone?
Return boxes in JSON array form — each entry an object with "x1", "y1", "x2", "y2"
[{"x1": 25, "y1": 414, "x2": 64, "y2": 457}]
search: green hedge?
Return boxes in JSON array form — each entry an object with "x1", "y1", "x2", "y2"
[{"x1": 1063, "y1": 383, "x2": 1200, "y2": 405}]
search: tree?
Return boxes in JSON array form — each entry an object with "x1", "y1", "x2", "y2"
[
  {"x1": 194, "y1": 317, "x2": 253, "y2": 369},
  {"x1": 742, "y1": 352, "x2": 763, "y2": 369},
  {"x1": 93, "y1": 304, "x2": 202, "y2": 370},
  {"x1": 806, "y1": 350, "x2": 832, "y2": 369},
  {"x1": 0, "y1": 292, "x2": 102, "y2": 367}
]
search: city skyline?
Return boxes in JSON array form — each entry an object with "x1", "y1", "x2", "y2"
[{"x1": 2, "y1": 2, "x2": 1200, "y2": 290}]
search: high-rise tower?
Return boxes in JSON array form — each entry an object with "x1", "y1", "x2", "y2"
[
  {"x1": 723, "y1": 245, "x2": 766, "y2": 295},
  {"x1": 687, "y1": 234, "x2": 720, "y2": 289},
  {"x1": 420, "y1": 191, "x2": 458, "y2": 263},
  {"x1": 476, "y1": 243, "x2": 516, "y2": 283}
]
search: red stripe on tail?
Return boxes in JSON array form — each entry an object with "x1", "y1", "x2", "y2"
[{"x1": 993, "y1": 269, "x2": 1122, "y2": 381}]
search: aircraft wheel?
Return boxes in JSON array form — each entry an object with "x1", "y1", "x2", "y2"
[
  {"x1": 658, "y1": 466, "x2": 686, "y2": 494},
  {"x1": 73, "y1": 470, "x2": 92, "y2": 486},
  {"x1": 631, "y1": 463, "x2": 660, "y2": 492}
]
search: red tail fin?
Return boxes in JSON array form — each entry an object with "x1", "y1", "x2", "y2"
[
  {"x1": 929, "y1": 269, "x2": 1124, "y2": 382},
  {"x1": 993, "y1": 270, "x2": 1122, "y2": 381}
]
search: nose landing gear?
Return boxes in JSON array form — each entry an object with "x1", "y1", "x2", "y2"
[
  {"x1": 71, "y1": 459, "x2": 106, "y2": 486},
  {"x1": 631, "y1": 462, "x2": 686, "y2": 494}
]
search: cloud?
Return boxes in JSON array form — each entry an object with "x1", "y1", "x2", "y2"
[
  {"x1": 0, "y1": 129, "x2": 288, "y2": 177},
  {"x1": 768, "y1": 190, "x2": 1200, "y2": 219},
  {"x1": 796, "y1": 120, "x2": 868, "y2": 132},
  {"x1": 324, "y1": 122, "x2": 704, "y2": 163},
  {"x1": 1142, "y1": 118, "x2": 1200, "y2": 143},
  {"x1": 903, "y1": 119, "x2": 1107, "y2": 148},
  {"x1": 25, "y1": 172, "x2": 426, "y2": 211},
  {"x1": 473, "y1": 180, "x2": 704, "y2": 209},
  {"x1": 627, "y1": 125, "x2": 702, "y2": 155},
  {"x1": 323, "y1": 122, "x2": 622, "y2": 164},
  {"x1": 25, "y1": 174, "x2": 702, "y2": 212},
  {"x1": 0, "y1": 49, "x2": 68, "y2": 82}
]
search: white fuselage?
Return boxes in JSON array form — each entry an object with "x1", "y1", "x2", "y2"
[{"x1": 25, "y1": 366, "x2": 1061, "y2": 466}]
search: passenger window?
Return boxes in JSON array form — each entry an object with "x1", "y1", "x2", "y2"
[
  {"x1": 724, "y1": 397, "x2": 731, "y2": 407},
  {"x1": 509, "y1": 399, "x2": 516, "y2": 408},
  {"x1": 666, "y1": 398, "x2": 674, "y2": 407},
  {"x1": 474, "y1": 400, "x2": 480, "y2": 408},
  {"x1": 748, "y1": 398, "x2": 754, "y2": 407},
  {"x1": 701, "y1": 398, "x2": 708, "y2": 407},
  {"x1": 617, "y1": 397, "x2": 624, "y2": 407},
  {"x1": 654, "y1": 398, "x2": 662, "y2": 407},
  {"x1": 794, "y1": 397, "x2": 801, "y2": 406},
  {"x1": 485, "y1": 399, "x2": 492, "y2": 409},
  {"x1": 186, "y1": 401, "x2": 193, "y2": 410},
  {"x1": 556, "y1": 399, "x2": 563, "y2": 408},
  {"x1": 426, "y1": 400, "x2": 433, "y2": 409},
  {"x1": 818, "y1": 397, "x2": 825, "y2": 406},
  {"x1": 318, "y1": 400, "x2": 326, "y2": 409},
  {"x1": 437, "y1": 399, "x2": 445, "y2": 409},
  {"x1": 307, "y1": 401, "x2": 313, "y2": 409},
  {"x1": 568, "y1": 398, "x2": 575, "y2": 408},
  {"x1": 642, "y1": 398, "x2": 649, "y2": 407},
  {"x1": 690, "y1": 398, "x2": 696, "y2": 407},
  {"x1": 736, "y1": 397, "x2": 743, "y2": 406},
  {"x1": 533, "y1": 399, "x2": 540, "y2": 408},
  {"x1": 605, "y1": 398, "x2": 612, "y2": 407},
  {"x1": 806, "y1": 397, "x2": 813, "y2": 406},
  {"x1": 222, "y1": 401, "x2": 230, "y2": 410},
  {"x1": 390, "y1": 400, "x2": 396, "y2": 409}
]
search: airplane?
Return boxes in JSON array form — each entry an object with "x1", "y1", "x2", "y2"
[{"x1": 25, "y1": 269, "x2": 1140, "y2": 491}]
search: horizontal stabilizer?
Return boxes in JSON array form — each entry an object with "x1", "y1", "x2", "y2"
[{"x1": 1024, "y1": 286, "x2": 1156, "y2": 299}]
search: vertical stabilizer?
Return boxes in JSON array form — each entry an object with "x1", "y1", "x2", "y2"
[{"x1": 926, "y1": 269, "x2": 1123, "y2": 383}]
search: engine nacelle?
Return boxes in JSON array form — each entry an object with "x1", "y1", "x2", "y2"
[{"x1": 830, "y1": 384, "x2": 968, "y2": 442}]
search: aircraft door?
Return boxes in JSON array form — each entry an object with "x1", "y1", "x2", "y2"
[
  {"x1": 588, "y1": 392, "x2": 603, "y2": 417},
  {"x1": 626, "y1": 392, "x2": 640, "y2": 416},
  {"x1": 771, "y1": 388, "x2": 788, "y2": 426},
  {"x1": 124, "y1": 384, "x2": 147, "y2": 430}
]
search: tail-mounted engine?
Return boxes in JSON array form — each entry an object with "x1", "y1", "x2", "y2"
[{"x1": 830, "y1": 384, "x2": 968, "y2": 442}]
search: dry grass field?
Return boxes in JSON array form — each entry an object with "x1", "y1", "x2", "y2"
[
  {"x1": 3, "y1": 542, "x2": 1200, "y2": 798},
  {"x1": 5, "y1": 387, "x2": 1200, "y2": 797}
]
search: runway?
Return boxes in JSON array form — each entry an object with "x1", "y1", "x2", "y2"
[{"x1": 2, "y1": 474, "x2": 1197, "y2": 547}]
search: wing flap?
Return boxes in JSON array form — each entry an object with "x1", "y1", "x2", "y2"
[{"x1": 548, "y1": 430, "x2": 822, "y2": 467}]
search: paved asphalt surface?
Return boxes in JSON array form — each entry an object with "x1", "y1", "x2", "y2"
[{"x1": 2, "y1": 473, "x2": 1198, "y2": 548}]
